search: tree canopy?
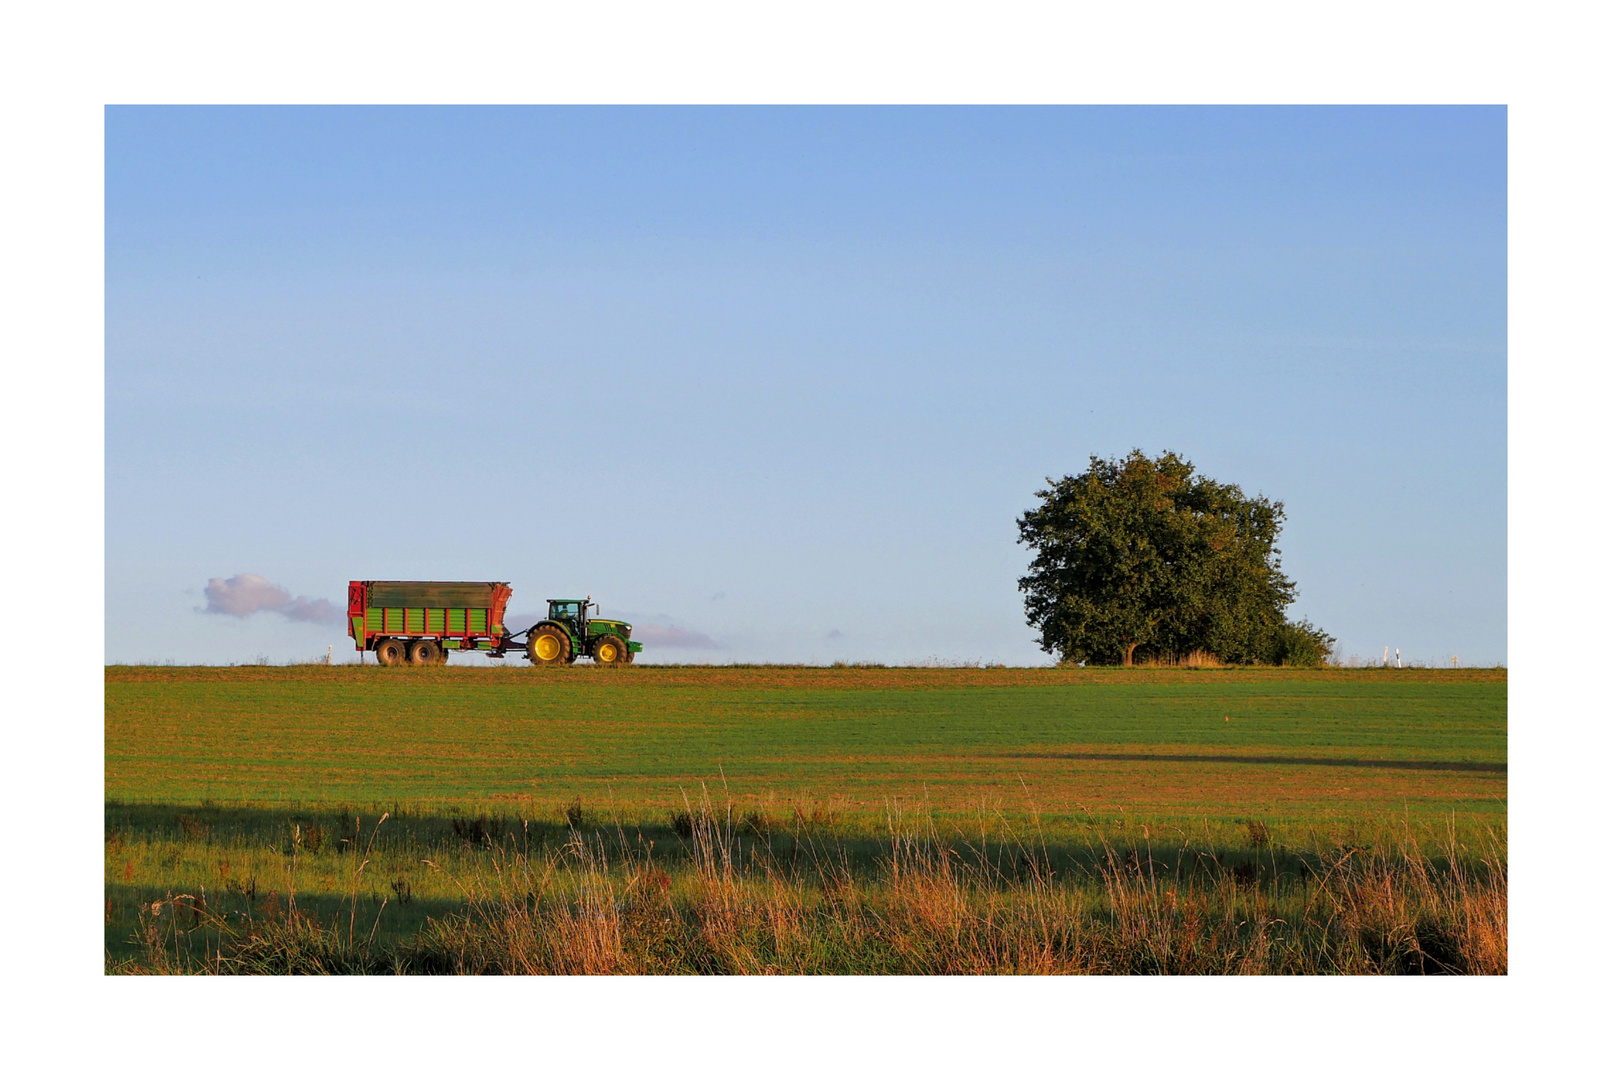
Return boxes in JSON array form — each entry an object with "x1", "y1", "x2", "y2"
[{"x1": 1016, "y1": 450, "x2": 1333, "y2": 666}]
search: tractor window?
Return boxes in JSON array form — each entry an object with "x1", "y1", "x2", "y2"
[{"x1": 550, "y1": 602, "x2": 580, "y2": 620}]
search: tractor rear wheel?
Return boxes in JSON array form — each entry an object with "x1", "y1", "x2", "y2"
[
  {"x1": 592, "y1": 634, "x2": 627, "y2": 665},
  {"x1": 528, "y1": 624, "x2": 571, "y2": 665},
  {"x1": 408, "y1": 640, "x2": 441, "y2": 666},
  {"x1": 374, "y1": 639, "x2": 405, "y2": 666}
]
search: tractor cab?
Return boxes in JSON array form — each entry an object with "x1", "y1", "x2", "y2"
[{"x1": 547, "y1": 598, "x2": 591, "y2": 628}]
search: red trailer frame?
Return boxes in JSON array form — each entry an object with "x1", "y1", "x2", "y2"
[{"x1": 347, "y1": 580, "x2": 514, "y2": 661}]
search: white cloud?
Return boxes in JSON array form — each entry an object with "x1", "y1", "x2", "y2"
[
  {"x1": 281, "y1": 596, "x2": 341, "y2": 624},
  {"x1": 202, "y1": 574, "x2": 342, "y2": 625},
  {"x1": 203, "y1": 574, "x2": 289, "y2": 617}
]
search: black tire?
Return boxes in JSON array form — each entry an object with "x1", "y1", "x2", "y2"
[
  {"x1": 528, "y1": 624, "x2": 572, "y2": 665},
  {"x1": 435, "y1": 646, "x2": 451, "y2": 665},
  {"x1": 374, "y1": 639, "x2": 405, "y2": 667},
  {"x1": 592, "y1": 634, "x2": 628, "y2": 666},
  {"x1": 622, "y1": 647, "x2": 635, "y2": 664},
  {"x1": 408, "y1": 640, "x2": 441, "y2": 666}
]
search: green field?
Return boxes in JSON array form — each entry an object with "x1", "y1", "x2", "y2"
[{"x1": 105, "y1": 665, "x2": 1507, "y2": 973}]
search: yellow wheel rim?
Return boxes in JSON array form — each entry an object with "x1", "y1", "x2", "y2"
[
  {"x1": 599, "y1": 643, "x2": 618, "y2": 663},
  {"x1": 535, "y1": 634, "x2": 561, "y2": 661}
]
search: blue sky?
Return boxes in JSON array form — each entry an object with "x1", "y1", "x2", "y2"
[{"x1": 105, "y1": 105, "x2": 1505, "y2": 665}]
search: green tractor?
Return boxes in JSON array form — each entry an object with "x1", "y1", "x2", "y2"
[{"x1": 526, "y1": 596, "x2": 643, "y2": 666}]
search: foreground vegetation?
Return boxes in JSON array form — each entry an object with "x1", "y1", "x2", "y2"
[
  {"x1": 113, "y1": 795, "x2": 1504, "y2": 974},
  {"x1": 106, "y1": 665, "x2": 1505, "y2": 973}
]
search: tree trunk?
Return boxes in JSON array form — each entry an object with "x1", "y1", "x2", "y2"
[{"x1": 1122, "y1": 642, "x2": 1138, "y2": 666}]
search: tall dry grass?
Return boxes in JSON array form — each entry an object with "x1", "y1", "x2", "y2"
[
  {"x1": 1136, "y1": 649, "x2": 1222, "y2": 668},
  {"x1": 119, "y1": 795, "x2": 1505, "y2": 976}
]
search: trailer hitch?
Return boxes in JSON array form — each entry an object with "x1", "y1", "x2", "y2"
[{"x1": 488, "y1": 626, "x2": 539, "y2": 657}]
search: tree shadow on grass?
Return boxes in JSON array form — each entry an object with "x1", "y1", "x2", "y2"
[{"x1": 103, "y1": 801, "x2": 1412, "y2": 909}]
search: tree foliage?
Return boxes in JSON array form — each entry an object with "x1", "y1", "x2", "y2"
[{"x1": 1016, "y1": 450, "x2": 1333, "y2": 666}]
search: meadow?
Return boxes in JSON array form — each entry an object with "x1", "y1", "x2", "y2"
[{"x1": 105, "y1": 664, "x2": 1506, "y2": 974}]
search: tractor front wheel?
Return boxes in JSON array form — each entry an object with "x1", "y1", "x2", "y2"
[
  {"x1": 592, "y1": 634, "x2": 628, "y2": 666},
  {"x1": 528, "y1": 624, "x2": 571, "y2": 665},
  {"x1": 374, "y1": 639, "x2": 405, "y2": 666},
  {"x1": 408, "y1": 640, "x2": 441, "y2": 666}
]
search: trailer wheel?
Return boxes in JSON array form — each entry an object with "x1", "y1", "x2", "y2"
[
  {"x1": 528, "y1": 624, "x2": 571, "y2": 665},
  {"x1": 408, "y1": 640, "x2": 441, "y2": 666},
  {"x1": 592, "y1": 634, "x2": 628, "y2": 665},
  {"x1": 374, "y1": 639, "x2": 405, "y2": 666}
]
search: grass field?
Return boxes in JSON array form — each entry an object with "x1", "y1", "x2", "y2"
[{"x1": 105, "y1": 664, "x2": 1506, "y2": 973}]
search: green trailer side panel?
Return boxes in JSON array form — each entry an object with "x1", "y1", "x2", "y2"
[{"x1": 358, "y1": 591, "x2": 501, "y2": 644}]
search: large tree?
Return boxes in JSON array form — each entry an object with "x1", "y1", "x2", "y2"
[{"x1": 1016, "y1": 450, "x2": 1333, "y2": 665}]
